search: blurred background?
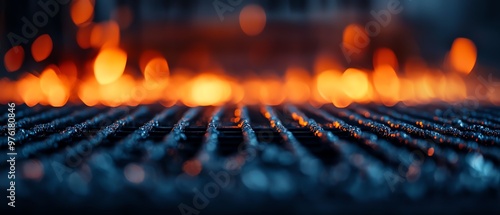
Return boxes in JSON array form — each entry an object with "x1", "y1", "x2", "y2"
[
  {"x1": 1, "y1": 0, "x2": 500, "y2": 78},
  {"x1": 1, "y1": 0, "x2": 500, "y2": 108}
]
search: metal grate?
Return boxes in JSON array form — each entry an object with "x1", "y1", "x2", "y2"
[{"x1": 2, "y1": 103, "x2": 500, "y2": 213}]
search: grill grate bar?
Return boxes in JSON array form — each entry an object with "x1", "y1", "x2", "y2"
[
  {"x1": 261, "y1": 105, "x2": 321, "y2": 175},
  {"x1": 371, "y1": 105, "x2": 500, "y2": 145},
  {"x1": 236, "y1": 106, "x2": 260, "y2": 148},
  {"x1": 306, "y1": 105, "x2": 414, "y2": 168},
  {"x1": 149, "y1": 107, "x2": 201, "y2": 160},
  {"x1": 4, "y1": 103, "x2": 500, "y2": 208},
  {"x1": 350, "y1": 106, "x2": 500, "y2": 164},
  {"x1": 195, "y1": 106, "x2": 225, "y2": 165},
  {"x1": 325, "y1": 105, "x2": 458, "y2": 167},
  {"x1": 0, "y1": 104, "x2": 45, "y2": 123},
  {"x1": 19, "y1": 107, "x2": 128, "y2": 159},
  {"x1": 394, "y1": 106, "x2": 500, "y2": 137},
  {"x1": 1, "y1": 106, "x2": 106, "y2": 147},
  {"x1": 113, "y1": 106, "x2": 179, "y2": 159},
  {"x1": 1, "y1": 105, "x2": 76, "y2": 133}
]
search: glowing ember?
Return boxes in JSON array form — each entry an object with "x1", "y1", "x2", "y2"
[
  {"x1": 39, "y1": 66, "x2": 69, "y2": 107},
  {"x1": 90, "y1": 21, "x2": 120, "y2": 48},
  {"x1": 94, "y1": 47, "x2": 127, "y2": 85},
  {"x1": 76, "y1": 23, "x2": 93, "y2": 49},
  {"x1": 239, "y1": 4, "x2": 267, "y2": 36},
  {"x1": 16, "y1": 74, "x2": 44, "y2": 107},
  {"x1": 1, "y1": 32, "x2": 497, "y2": 108},
  {"x1": 373, "y1": 65, "x2": 400, "y2": 106},
  {"x1": 144, "y1": 57, "x2": 170, "y2": 86},
  {"x1": 449, "y1": 38, "x2": 477, "y2": 74},
  {"x1": 341, "y1": 68, "x2": 369, "y2": 100},
  {"x1": 373, "y1": 48, "x2": 398, "y2": 70},
  {"x1": 31, "y1": 34, "x2": 53, "y2": 62},
  {"x1": 188, "y1": 73, "x2": 232, "y2": 106},
  {"x1": 4, "y1": 46, "x2": 24, "y2": 72},
  {"x1": 71, "y1": 0, "x2": 94, "y2": 26}
]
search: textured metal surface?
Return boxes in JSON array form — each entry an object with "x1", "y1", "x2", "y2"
[{"x1": 1, "y1": 103, "x2": 499, "y2": 214}]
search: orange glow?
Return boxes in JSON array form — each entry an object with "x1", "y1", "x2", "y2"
[
  {"x1": 316, "y1": 70, "x2": 342, "y2": 101},
  {"x1": 427, "y1": 148, "x2": 435, "y2": 156},
  {"x1": 315, "y1": 70, "x2": 353, "y2": 108},
  {"x1": 343, "y1": 24, "x2": 368, "y2": 49},
  {"x1": 17, "y1": 73, "x2": 44, "y2": 107},
  {"x1": 144, "y1": 57, "x2": 169, "y2": 86},
  {"x1": 285, "y1": 67, "x2": 311, "y2": 104},
  {"x1": 4, "y1": 46, "x2": 24, "y2": 72},
  {"x1": 31, "y1": 34, "x2": 53, "y2": 62},
  {"x1": 39, "y1": 66, "x2": 69, "y2": 107},
  {"x1": 373, "y1": 65, "x2": 400, "y2": 105},
  {"x1": 341, "y1": 68, "x2": 369, "y2": 100},
  {"x1": 139, "y1": 50, "x2": 164, "y2": 73},
  {"x1": 239, "y1": 4, "x2": 266, "y2": 36},
  {"x1": 449, "y1": 38, "x2": 477, "y2": 74},
  {"x1": 76, "y1": 23, "x2": 93, "y2": 49},
  {"x1": 78, "y1": 78, "x2": 100, "y2": 106},
  {"x1": 373, "y1": 48, "x2": 398, "y2": 70},
  {"x1": 313, "y1": 52, "x2": 342, "y2": 74},
  {"x1": 71, "y1": 0, "x2": 94, "y2": 26},
  {"x1": 94, "y1": 47, "x2": 127, "y2": 85},
  {"x1": 99, "y1": 74, "x2": 136, "y2": 107},
  {"x1": 58, "y1": 61, "x2": 78, "y2": 87},
  {"x1": 187, "y1": 73, "x2": 232, "y2": 106},
  {"x1": 183, "y1": 160, "x2": 202, "y2": 176},
  {"x1": 0, "y1": 36, "x2": 491, "y2": 107},
  {"x1": 90, "y1": 21, "x2": 120, "y2": 48},
  {"x1": 242, "y1": 79, "x2": 262, "y2": 105},
  {"x1": 0, "y1": 79, "x2": 20, "y2": 103},
  {"x1": 260, "y1": 78, "x2": 285, "y2": 105}
]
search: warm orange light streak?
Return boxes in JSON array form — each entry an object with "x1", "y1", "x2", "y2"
[
  {"x1": 31, "y1": 34, "x2": 53, "y2": 62},
  {"x1": 239, "y1": 4, "x2": 266, "y2": 36},
  {"x1": 4, "y1": 46, "x2": 24, "y2": 72},
  {"x1": 94, "y1": 47, "x2": 127, "y2": 85},
  {"x1": 449, "y1": 38, "x2": 477, "y2": 74}
]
